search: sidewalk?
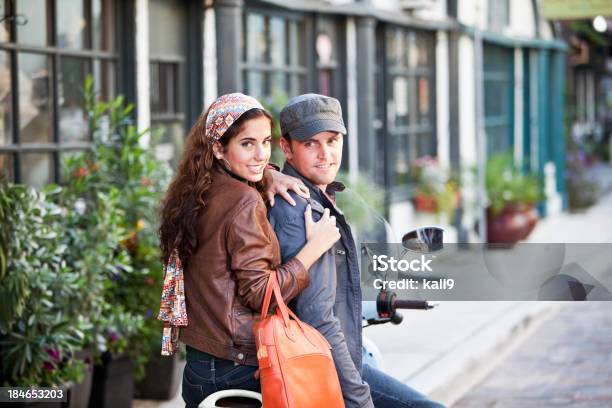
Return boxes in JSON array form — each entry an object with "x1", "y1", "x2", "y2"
[{"x1": 453, "y1": 302, "x2": 612, "y2": 408}]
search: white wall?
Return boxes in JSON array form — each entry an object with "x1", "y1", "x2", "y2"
[
  {"x1": 458, "y1": 0, "x2": 486, "y2": 29},
  {"x1": 346, "y1": 18, "x2": 359, "y2": 181},
  {"x1": 372, "y1": 0, "x2": 447, "y2": 21},
  {"x1": 136, "y1": 0, "x2": 151, "y2": 146},
  {"x1": 203, "y1": 6, "x2": 218, "y2": 108},
  {"x1": 507, "y1": 0, "x2": 536, "y2": 37},
  {"x1": 436, "y1": 30, "x2": 450, "y2": 168}
]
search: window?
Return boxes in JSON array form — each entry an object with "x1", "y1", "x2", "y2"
[
  {"x1": 0, "y1": 0, "x2": 117, "y2": 187},
  {"x1": 243, "y1": 9, "x2": 307, "y2": 100},
  {"x1": 149, "y1": 0, "x2": 188, "y2": 168},
  {"x1": 483, "y1": 44, "x2": 514, "y2": 156},
  {"x1": 377, "y1": 26, "x2": 436, "y2": 197},
  {"x1": 315, "y1": 17, "x2": 344, "y2": 98},
  {"x1": 488, "y1": 0, "x2": 509, "y2": 32}
]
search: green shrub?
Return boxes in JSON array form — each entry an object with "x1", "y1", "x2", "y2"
[{"x1": 486, "y1": 153, "x2": 542, "y2": 215}]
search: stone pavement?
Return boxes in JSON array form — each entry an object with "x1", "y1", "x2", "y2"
[{"x1": 453, "y1": 302, "x2": 612, "y2": 408}]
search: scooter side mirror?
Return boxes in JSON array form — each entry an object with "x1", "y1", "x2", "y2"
[{"x1": 402, "y1": 227, "x2": 444, "y2": 253}]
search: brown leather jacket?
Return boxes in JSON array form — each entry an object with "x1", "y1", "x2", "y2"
[{"x1": 179, "y1": 165, "x2": 309, "y2": 366}]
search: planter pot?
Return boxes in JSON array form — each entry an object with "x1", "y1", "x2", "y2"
[
  {"x1": 413, "y1": 194, "x2": 438, "y2": 213},
  {"x1": 64, "y1": 348, "x2": 94, "y2": 408},
  {"x1": 88, "y1": 353, "x2": 133, "y2": 408},
  {"x1": 486, "y1": 204, "x2": 539, "y2": 244},
  {"x1": 134, "y1": 353, "x2": 182, "y2": 400}
]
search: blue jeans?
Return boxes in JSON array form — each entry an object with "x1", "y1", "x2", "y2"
[
  {"x1": 182, "y1": 349, "x2": 260, "y2": 408},
  {"x1": 363, "y1": 364, "x2": 446, "y2": 408}
]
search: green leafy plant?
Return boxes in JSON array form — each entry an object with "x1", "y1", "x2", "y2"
[
  {"x1": 58, "y1": 76, "x2": 172, "y2": 377},
  {"x1": 410, "y1": 156, "x2": 459, "y2": 219},
  {"x1": 485, "y1": 152, "x2": 542, "y2": 215},
  {"x1": 0, "y1": 183, "x2": 92, "y2": 386},
  {"x1": 336, "y1": 171, "x2": 387, "y2": 243}
]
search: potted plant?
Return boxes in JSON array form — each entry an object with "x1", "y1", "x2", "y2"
[
  {"x1": 0, "y1": 182, "x2": 100, "y2": 407},
  {"x1": 485, "y1": 153, "x2": 542, "y2": 243},
  {"x1": 59, "y1": 77, "x2": 174, "y2": 404},
  {"x1": 410, "y1": 156, "x2": 459, "y2": 219}
]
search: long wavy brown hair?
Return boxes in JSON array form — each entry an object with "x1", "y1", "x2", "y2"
[{"x1": 158, "y1": 107, "x2": 272, "y2": 265}]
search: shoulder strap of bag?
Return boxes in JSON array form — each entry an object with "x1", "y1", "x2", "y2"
[{"x1": 260, "y1": 271, "x2": 290, "y2": 326}]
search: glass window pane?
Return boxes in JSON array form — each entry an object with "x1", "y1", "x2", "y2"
[
  {"x1": 245, "y1": 71, "x2": 265, "y2": 100},
  {"x1": 392, "y1": 133, "x2": 409, "y2": 186},
  {"x1": 411, "y1": 33, "x2": 429, "y2": 68},
  {"x1": 386, "y1": 29, "x2": 404, "y2": 67},
  {"x1": 0, "y1": 1, "x2": 10, "y2": 42},
  {"x1": 246, "y1": 13, "x2": 266, "y2": 63},
  {"x1": 152, "y1": 121, "x2": 185, "y2": 169},
  {"x1": 417, "y1": 77, "x2": 430, "y2": 124},
  {"x1": 288, "y1": 20, "x2": 305, "y2": 66},
  {"x1": 19, "y1": 53, "x2": 52, "y2": 143},
  {"x1": 149, "y1": 0, "x2": 186, "y2": 56},
  {"x1": 57, "y1": 0, "x2": 87, "y2": 49},
  {"x1": 17, "y1": 0, "x2": 47, "y2": 45},
  {"x1": 269, "y1": 17, "x2": 286, "y2": 66},
  {"x1": 0, "y1": 51, "x2": 12, "y2": 144},
  {"x1": 160, "y1": 63, "x2": 177, "y2": 114},
  {"x1": 93, "y1": 0, "x2": 115, "y2": 51},
  {"x1": 93, "y1": 59, "x2": 115, "y2": 102},
  {"x1": 318, "y1": 69, "x2": 332, "y2": 96},
  {"x1": 271, "y1": 73, "x2": 287, "y2": 96},
  {"x1": 417, "y1": 132, "x2": 435, "y2": 157},
  {"x1": 486, "y1": 125, "x2": 511, "y2": 156},
  {"x1": 484, "y1": 80, "x2": 508, "y2": 118},
  {"x1": 289, "y1": 74, "x2": 305, "y2": 97},
  {"x1": 392, "y1": 76, "x2": 409, "y2": 127},
  {"x1": 0, "y1": 154, "x2": 14, "y2": 182},
  {"x1": 316, "y1": 18, "x2": 337, "y2": 65},
  {"x1": 59, "y1": 57, "x2": 90, "y2": 143},
  {"x1": 150, "y1": 63, "x2": 160, "y2": 114},
  {"x1": 21, "y1": 152, "x2": 54, "y2": 187}
]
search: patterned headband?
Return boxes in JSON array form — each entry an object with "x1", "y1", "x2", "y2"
[{"x1": 205, "y1": 93, "x2": 265, "y2": 144}]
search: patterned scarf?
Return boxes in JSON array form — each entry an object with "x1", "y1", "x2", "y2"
[{"x1": 157, "y1": 249, "x2": 187, "y2": 355}]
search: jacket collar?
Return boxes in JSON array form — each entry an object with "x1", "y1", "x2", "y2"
[{"x1": 281, "y1": 162, "x2": 345, "y2": 213}]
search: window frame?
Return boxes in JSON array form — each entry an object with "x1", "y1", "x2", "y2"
[
  {"x1": 483, "y1": 42, "x2": 514, "y2": 157},
  {"x1": 242, "y1": 5, "x2": 310, "y2": 100},
  {"x1": 0, "y1": 0, "x2": 122, "y2": 185},
  {"x1": 376, "y1": 24, "x2": 437, "y2": 202}
]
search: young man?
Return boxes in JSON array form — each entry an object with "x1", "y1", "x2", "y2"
[{"x1": 268, "y1": 93, "x2": 445, "y2": 408}]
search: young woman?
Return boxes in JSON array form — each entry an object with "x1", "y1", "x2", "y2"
[{"x1": 158, "y1": 93, "x2": 340, "y2": 407}]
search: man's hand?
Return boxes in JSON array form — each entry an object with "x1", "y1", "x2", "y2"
[{"x1": 264, "y1": 168, "x2": 310, "y2": 206}]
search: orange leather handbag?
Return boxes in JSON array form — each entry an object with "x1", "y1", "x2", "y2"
[{"x1": 254, "y1": 271, "x2": 345, "y2": 408}]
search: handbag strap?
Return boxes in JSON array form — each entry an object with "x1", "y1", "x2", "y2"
[{"x1": 260, "y1": 271, "x2": 291, "y2": 327}]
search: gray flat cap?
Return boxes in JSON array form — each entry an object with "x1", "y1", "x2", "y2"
[{"x1": 280, "y1": 93, "x2": 347, "y2": 141}]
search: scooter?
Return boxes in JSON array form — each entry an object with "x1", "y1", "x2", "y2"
[{"x1": 199, "y1": 227, "x2": 443, "y2": 408}]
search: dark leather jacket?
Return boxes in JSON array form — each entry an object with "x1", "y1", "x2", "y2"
[{"x1": 179, "y1": 165, "x2": 309, "y2": 366}]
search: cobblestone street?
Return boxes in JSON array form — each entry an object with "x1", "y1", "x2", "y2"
[{"x1": 453, "y1": 302, "x2": 612, "y2": 408}]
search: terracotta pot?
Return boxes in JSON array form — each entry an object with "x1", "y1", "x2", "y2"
[
  {"x1": 486, "y1": 204, "x2": 539, "y2": 244},
  {"x1": 413, "y1": 194, "x2": 438, "y2": 213}
]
